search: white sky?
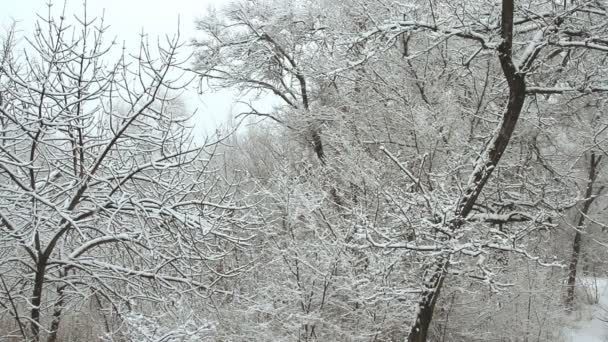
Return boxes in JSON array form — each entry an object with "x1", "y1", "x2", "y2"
[{"x1": 0, "y1": 0, "x2": 246, "y2": 140}]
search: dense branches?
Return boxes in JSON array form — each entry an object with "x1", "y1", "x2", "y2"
[
  {"x1": 0, "y1": 8, "x2": 251, "y2": 341},
  {"x1": 1, "y1": 0, "x2": 608, "y2": 340},
  {"x1": 192, "y1": 0, "x2": 608, "y2": 341}
]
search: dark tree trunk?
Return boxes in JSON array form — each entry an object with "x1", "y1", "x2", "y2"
[
  {"x1": 407, "y1": 1, "x2": 526, "y2": 340},
  {"x1": 407, "y1": 258, "x2": 448, "y2": 342},
  {"x1": 30, "y1": 258, "x2": 48, "y2": 342},
  {"x1": 566, "y1": 152, "x2": 602, "y2": 309},
  {"x1": 47, "y1": 282, "x2": 66, "y2": 342},
  {"x1": 311, "y1": 129, "x2": 325, "y2": 163}
]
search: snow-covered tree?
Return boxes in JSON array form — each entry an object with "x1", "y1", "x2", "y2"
[
  {"x1": 193, "y1": 0, "x2": 608, "y2": 341},
  {"x1": 0, "y1": 7, "x2": 252, "y2": 341}
]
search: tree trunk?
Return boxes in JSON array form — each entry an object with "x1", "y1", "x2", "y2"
[
  {"x1": 566, "y1": 152, "x2": 602, "y2": 309},
  {"x1": 311, "y1": 128, "x2": 325, "y2": 163},
  {"x1": 407, "y1": 1, "x2": 526, "y2": 340},
  {"x1": 407, "y1": 258, "x2": 448, "y2": 342},
  {"x1": 30, "y1": 258, "x2": 48, "y2": 342},
  {"x1": 47, "y1": 282, "x2": 66, "y2": 342}
]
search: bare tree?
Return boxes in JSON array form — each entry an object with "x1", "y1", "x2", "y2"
[
  {"x1": 565, "y1": 152, "x2": 603, "y2": 309},
  {"x1": 192, "y1": 0, "x2": 330, "y2": 162},
  {"x1": 350, "y1": 0, "x2": 608, "y2": 340},
  {"x1": 191, "y1": 0, "x2": 608, "y2": 340},
  {"x1": 0, "y1": 6, "x2": 251, "y2": 341}
]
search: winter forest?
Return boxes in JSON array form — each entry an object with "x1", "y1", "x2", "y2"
[{"x1": 1, "y1": 0, "x2": 608, "y2": 341}]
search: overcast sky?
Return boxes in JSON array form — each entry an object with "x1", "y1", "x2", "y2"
[{"x1": 1, "y1": 0, "x2": 247, "y2": 139}]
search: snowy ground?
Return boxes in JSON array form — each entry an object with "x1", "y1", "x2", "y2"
[{"x1": 564, "y1": 277, "x2": 608, "y2": 342}]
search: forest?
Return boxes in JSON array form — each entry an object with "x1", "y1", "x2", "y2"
[{"x1": 1, "y1": 0, "x2": 608, "y2": 341}]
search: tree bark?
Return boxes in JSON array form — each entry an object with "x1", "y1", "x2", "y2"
[
  {"x1": 30, "y1": 257, "x2": 48, "y2": 342},
  {"x1": 566, "y1": 152, "x2": 602, "y2": 310},
  {"x1": 407, "y1": 1, "x2": 526, "y2": 340},
  {"x1": 47, "y1": 281, "x2": 67, "y2": 342},
  {"x1": 407, "y1": 257, "x2": 448, "y2": 342}
]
